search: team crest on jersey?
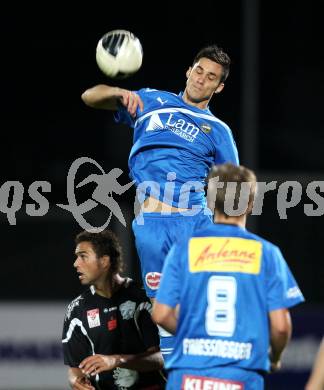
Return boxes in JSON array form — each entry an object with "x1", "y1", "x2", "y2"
[
  {"x1": 201, "y1": 123, "x2": 212, "y2": 133},
  {"x1": 119, "y1": 300, "x2": 136, "y2": 320},
  {"x1": 87, "y1": 308, "x2": 100, "y2": 328},
  {"x1": 145, "y1": 272, "x2": 161, "y2": 290}
]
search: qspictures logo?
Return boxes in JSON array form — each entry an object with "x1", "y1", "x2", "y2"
[
  {"x1": 0, "y1": 156, "x2": 324, "y2": 230},
  {"x1": 0, "y1": 157, "x2": 133, "y2": 231},
  {"x1": 57, "y1": 157, "x2": 133, "y2": 230}
]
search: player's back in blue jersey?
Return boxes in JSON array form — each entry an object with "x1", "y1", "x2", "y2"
[
  {"x1": 156, "y1": 223, "x2": 305, "y2": 373},
  {"x1": 115, "y1": 89, "x2": 239, "y2": 208}
]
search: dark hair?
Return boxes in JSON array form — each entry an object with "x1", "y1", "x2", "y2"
[
  {"x1": 75, "y1": 229, "x2": 123, "y2": 274},
  {"x1": 207, "y1": 163, "x2": 257, "y2": 217},
  {"x1": 193, "y1": 44, "x2": 231, "y2": 82}
]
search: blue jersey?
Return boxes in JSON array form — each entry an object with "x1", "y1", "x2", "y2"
[
  {"x1": 115, "y1": 89, "x2": 239, "y2": 208},
  {"x1": 156, "y1": 223, "x2": 305, "y2": 372}
]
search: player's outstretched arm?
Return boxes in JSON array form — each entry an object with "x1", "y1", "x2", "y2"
[
  {"x1": 67, "y1": 367, "x2": 95, "y2": 390},
  {"x1": 305, "y1": 337, "x2": 324, "y2": 390},
  {"x1": 79, "y1": 346, "x2": 163, "y2": 376},
  {"x1": 81, "y1": 84, "x2": 144, "y2": 116},
  {"x1": 269, "y1": 308, "x2": 292, "y2": 372}
]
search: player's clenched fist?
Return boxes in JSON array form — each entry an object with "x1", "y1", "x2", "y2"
[{"x1": 118, "y1": 89, "x2": 144, "y2": 117}]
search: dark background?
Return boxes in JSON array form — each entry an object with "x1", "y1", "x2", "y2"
[
  {"x1": 0, "y1": 3, "x2": 323, "y2": 389},
  {"x1": 0, "y1": 2, "x2": 323, "y2": 304}
]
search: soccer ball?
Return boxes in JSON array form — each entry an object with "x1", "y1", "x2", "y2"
[{"x1": 96, "y1": 30, "x2": 143, "y2": 79}]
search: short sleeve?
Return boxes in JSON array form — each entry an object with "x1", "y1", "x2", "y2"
[
  {"x1": 113, "y1": 88, "x2": 149, "y2": 128},
  {"x1": 265, "y1": 245, "x2": 305, "y2": 312},
  {"x1": 114, "y1": 104, "x2": 136, "y2": 127},
  {"x1": 155, "y1": 243, "x2": 183, "y2": 308},
  {"x1": 212, "y1": 123, "x2": 239, "y2": 165},
  {"x1": 137, "y1": 306, "x2": 160, "y2": 350},
  {"x1": 123, "y1": 283, "x2": 160, "y2": 351},
  {"x1": 61, "y1": 309, "x2": 91, "y2": 367}
]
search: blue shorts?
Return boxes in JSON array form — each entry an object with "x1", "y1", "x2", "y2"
[
  {"x1": 132, "y1": 209, "x2": 212, "y2": 297},
  {"x1": 167, "y1": 366, "x2": 265, "y2": 390}
]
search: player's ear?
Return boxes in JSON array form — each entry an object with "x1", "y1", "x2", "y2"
[
  {"x1": 214, "y1": 82, "x2": 225, "y2": 94},
  {"x1": 186, "y1": 67, "x2": 192, "y2": 79},
  {"x1": 100, "y1": 255, "x2": 110, "y2": 270}
]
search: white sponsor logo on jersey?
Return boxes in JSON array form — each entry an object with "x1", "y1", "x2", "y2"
[
  {"x1": 145, "y1": 112, "x2": 200, "y2": 142},
  {"x1": 65, "y1": 295, "x2": 83, "y2": 321},
  {"x1": 113, "y1": 367, "x2": 139, "y2": 388},
  {"x1": 287, "y1": 286, "x2": 303, "y2": 299},
  {"x1": 146, "y1": 113, "x2": 164, "y2": 131},
  {"x1": 157, "y1": 97, "x2": 168, "y2": 105}
]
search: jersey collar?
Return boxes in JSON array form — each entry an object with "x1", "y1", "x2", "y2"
[{"x1": 178, "y1": 91, "x2": 210, "y2": 112}]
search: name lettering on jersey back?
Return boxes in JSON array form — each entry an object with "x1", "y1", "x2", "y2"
[
  {"x1": 183, "y1": 338, "x2": 252, "y2": 361},
  {"x1": 146, "y1": 113, "x2": 200, "y2": 142},
  {"x1": 189, "y1": 237, "x2": 262, "y2": 274},
  {"x1": 182, "y1": 375, "x2": 243, "y2": 390}
]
